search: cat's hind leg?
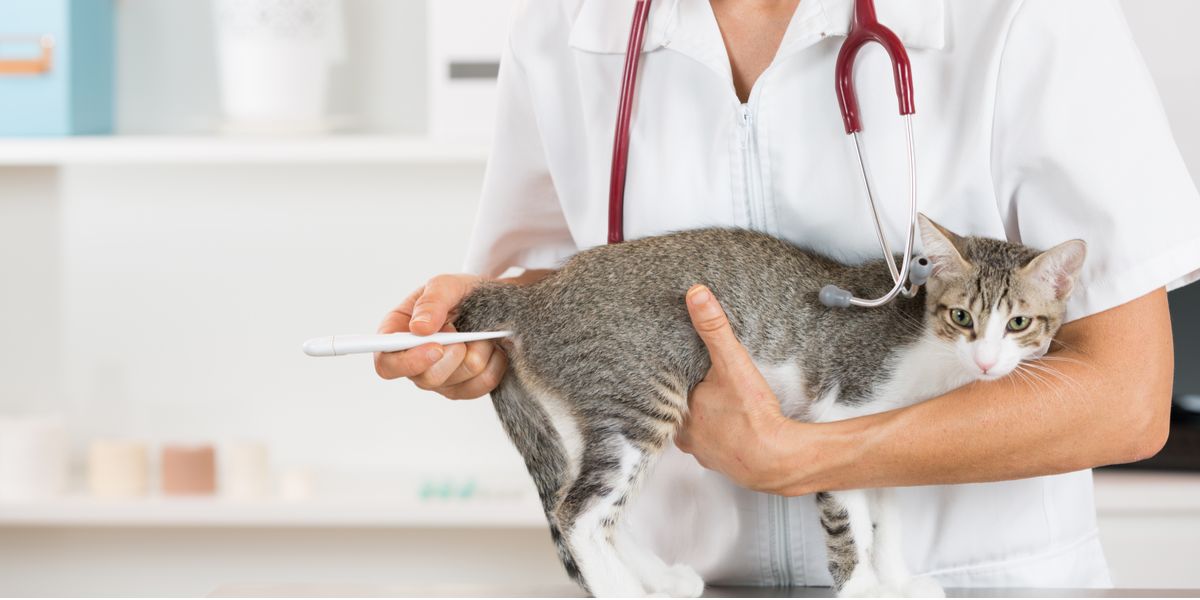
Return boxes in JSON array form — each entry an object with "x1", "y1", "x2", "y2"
[
  {"x1": 489, "y1": 374, "x2": 584, "y2": 586},
  {"x1": 818, "y1": 490, "x2": 884, "y2": 598},
  {"x1": 557, "y1": 435, "x2": 649, "y2": 597},
  {"x1": 870, "y1": 488, "x2": 944, "y2": 598}
]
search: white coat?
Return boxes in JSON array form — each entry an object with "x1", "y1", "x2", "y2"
[{"x1": 464, "y1": 0, "x2": 1200, "y2": 587}]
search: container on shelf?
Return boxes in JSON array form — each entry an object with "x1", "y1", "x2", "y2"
[
  {"x1": 161, "y1": 444, "x2": 217, "y2": 496},
  {"x1": 222, "y1": 441, "x2": 270, "y2": 500},
  {"x1": 0, "y1": 414, "x2": 67, "y2": 501},
  {"x1": 87, "y1": 440, "x2": 149, "y2": 499},
  {"x1": 0, "y1": 0, "x2": 114, "y2": 136},
  {"x1": 212, "y1": 0, "x2": 346, "y2": 134}
]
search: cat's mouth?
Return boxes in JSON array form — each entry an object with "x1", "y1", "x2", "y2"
[{"x1": 963, "y1": 361, "x2": 1016, "y2": 381}]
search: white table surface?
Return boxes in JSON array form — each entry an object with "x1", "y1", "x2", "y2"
[{"x1": 209, "y1": 583, "x2": 1200, "y2": 598}]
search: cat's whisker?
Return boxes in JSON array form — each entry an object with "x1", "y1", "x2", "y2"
[
  {"x1": 1023, "y1": 359, "x2": 1079, "y2": 383},
  {"x1": 1018, "y1": 361, "x2": 1081, "y2": 405},
  {"x1": 1023, "y1": 361, "x2": 1085, "y2": 397},
  {"x1": 1037, "y1": 354, "x2": 1096, "y2": 373},
  {"x1": 1049, "y1": 336, "x2": 1092, "y2": 358},
  {"x1": 1014, "y1": 364, "x2": 1055, "y2": 400},
  {"x1": 1008, "y1": 366, "x2": 1035, "y2": 392},
  {"x1": 1011, "y1": 367, "x2": 1058, "y2": 408}
]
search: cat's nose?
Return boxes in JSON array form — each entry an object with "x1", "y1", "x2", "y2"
[{"x1": 975, "y1": 358, "x2": 997, "y2": 374}]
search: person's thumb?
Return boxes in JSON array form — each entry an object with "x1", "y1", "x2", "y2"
[{"x1": 686, "y1": 285, "x2": 752, "y2": 374}]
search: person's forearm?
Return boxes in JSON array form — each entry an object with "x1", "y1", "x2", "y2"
[{"x1": 767, "y1": 289, "x2": 1174, "y2": 496}]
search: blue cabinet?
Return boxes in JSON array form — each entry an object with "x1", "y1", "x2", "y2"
[{"x1": 0, "y1": 0, "x2": 114, "y2": 136}]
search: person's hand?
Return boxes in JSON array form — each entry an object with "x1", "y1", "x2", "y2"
[
  {"x1": 374, "y1": 273, "x2": 508, "y2": 400},
  {"x1": 675, "y1": 285, "x2": 798, "y2": 493}
]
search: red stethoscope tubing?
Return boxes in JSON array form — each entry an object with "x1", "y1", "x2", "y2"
[
  {"x1": 606, "y1": 0, "x2": 915, "y2": 244},
  {"x1": 835, "y1": 0, "x2": 915, "y2": 133},
  {"x1": 608, "y1": 0, "x2": 655, "y2": 244}
]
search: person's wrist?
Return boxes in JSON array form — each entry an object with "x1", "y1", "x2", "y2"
[
  {"x1": 757, "y1": 416, "x2": 868, "y2": 497},
  {"x1": 751, "y1": 416, "x2": 814, "y2": 496}
]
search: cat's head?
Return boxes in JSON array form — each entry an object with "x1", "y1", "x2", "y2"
[{"x1": 918, "y1": 214, "x2": 1086, "y2": 381}]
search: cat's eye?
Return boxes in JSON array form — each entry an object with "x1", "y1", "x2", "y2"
[
  {"x1": 1007, "y1": 316, "x2": 1032, "y2": 332},
  {"x1": 949, "y1": 309, "x2": 973, "y2": 328}
]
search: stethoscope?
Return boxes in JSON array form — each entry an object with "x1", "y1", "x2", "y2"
[{"x1": 607, "y1": 0, "x2": 933, "y2": 309}]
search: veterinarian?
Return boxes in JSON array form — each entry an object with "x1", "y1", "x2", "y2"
[{"x1": 376, "y1": 0, "x2": 1200, "y2": 588}]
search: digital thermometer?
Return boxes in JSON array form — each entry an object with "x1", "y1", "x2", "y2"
[{"x1": 302, "y1": 331, "x2": 513, "y2": 357}]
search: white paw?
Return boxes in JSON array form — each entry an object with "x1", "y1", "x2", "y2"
[
  {"x1": 645, "y1": 564, "x2": 704, "y2": 598},
  {"x1": 838, "y1": 572, "x2": 892, "y2": 598},
  {"x1": 898, "y1": 576, "x2": 944, "y2": 598}
]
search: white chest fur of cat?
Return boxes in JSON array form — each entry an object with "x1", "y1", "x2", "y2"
[{"x1": 452, "y1": 215, "x2": 1086, "y2": 598}]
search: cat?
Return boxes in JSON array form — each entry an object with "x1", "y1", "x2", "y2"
[{"x1": 452, "y1": 214, "x2": 1086, "y2": 598}]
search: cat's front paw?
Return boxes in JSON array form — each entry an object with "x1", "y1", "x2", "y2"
[
  {"x1": 644, "y1": 564, "x2": 704, "y2": 598},
  {"x1": 898, "y1": 576, "x2": 944, "y2": 598}
]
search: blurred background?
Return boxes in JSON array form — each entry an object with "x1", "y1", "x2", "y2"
[{"x1": 0, "y1": 0, "x2": 1197, "y2": 596}]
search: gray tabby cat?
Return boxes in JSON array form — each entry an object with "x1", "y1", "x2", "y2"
[{"x1": 453, "y1": 214, "x2": 1086, "y2": 598}]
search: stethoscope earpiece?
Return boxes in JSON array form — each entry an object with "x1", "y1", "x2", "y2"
[{"x1": 908, "y1": 257, "x2": 933, "y2": 287}]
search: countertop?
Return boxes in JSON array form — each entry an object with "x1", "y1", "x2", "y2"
[{"x1": 209, "y1": 584, "x2": 1200, "y2": 597}]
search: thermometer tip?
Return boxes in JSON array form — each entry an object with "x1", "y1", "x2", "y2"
[{"x1": 302, "y1": 337, "x2": 336, "y2": 357}]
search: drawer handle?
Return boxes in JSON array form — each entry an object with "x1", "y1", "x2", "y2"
[{"x1": 0, "y1": 35, "x2": 55, "y2": 75}]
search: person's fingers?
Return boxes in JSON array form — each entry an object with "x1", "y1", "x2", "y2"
[
  {"x1": 411, "y1": 342, "x2": 468, "y2": 389},
  {"x1": 376, "y1": 287, "x2": 424, "y2": 335},
  {"x1": 686, "y1": 285, "x2": 753, "y2": 374},
  {"x1": 410, "y1": 275, "x2": 470, "y2": 336},
  {"x1": 441, "y1": 340, "x2": 495, "y2": 387},
  {"x1": 441, "y1": 350, "x2": 508, "y2": 400},
  {"x1": 374, "y1": 343, "x2": 445, "y2": 380}
]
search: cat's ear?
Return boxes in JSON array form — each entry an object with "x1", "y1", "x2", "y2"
[
  {"x1": 1021, "y1": 239, "x2": 1087, "y2": 301},
  {"x1": 918, "y1": 213, "x2": 970, "y2": 277}
]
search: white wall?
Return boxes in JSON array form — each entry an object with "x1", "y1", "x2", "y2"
[
  {"x1": 0, "y1": 169, "x2": 61, "y2": 413},
  {"x1": 52, "y1": 163, "x2": 524, "y2": 475},
  {"x1": 1121, "y1": 0, "x2": 1200, "y2": 182}
]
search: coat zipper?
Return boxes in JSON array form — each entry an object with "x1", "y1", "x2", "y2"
[
  {"x1": 739, "y1": 104, "x2": 767, "y2": 231},
  {"x1": 741, "y1": 102, "x2": 792, "y2": 584}
]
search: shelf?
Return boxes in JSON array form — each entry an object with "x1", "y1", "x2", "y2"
[
  {"x1": 0, "y1": 135, "x2": 490, "y2": 166},
  {"x1": 4, "y1": 470, "x2": 1194, "y2": 527},
  {"x1": 0, "y1": 494, "x2": 545, "y2": 528}
]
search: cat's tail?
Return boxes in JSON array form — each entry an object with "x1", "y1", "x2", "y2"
[
  {"x1": 491, "y1": 372, "x2": 585, "y2": 588},
  {"x1": 452, "y1": 281, "x2": 525, "y2": 334}
]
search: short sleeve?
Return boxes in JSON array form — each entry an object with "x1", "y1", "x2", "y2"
[
  {"x1": 991, "y1": 0, "x2": 1200, "y2": 321},
  {"x1": 462, "y1": 34, "x2": 578, "y2": 279}
]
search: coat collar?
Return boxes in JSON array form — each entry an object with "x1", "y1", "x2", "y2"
[{"x1": 568, "y1": 0, "x2": 947, "y2": 64}]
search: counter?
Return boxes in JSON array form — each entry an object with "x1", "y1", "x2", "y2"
[{"x1": 210, "y1": 584, "x2": 1200, "y2": 597}]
